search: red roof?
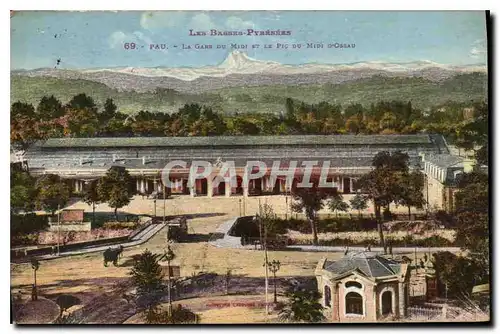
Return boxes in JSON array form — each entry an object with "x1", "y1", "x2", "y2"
[{"x1": 61, "y1": 209, "x2": 84, "y2": 222}]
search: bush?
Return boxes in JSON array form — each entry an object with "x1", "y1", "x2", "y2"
[
  {"x1": 288, "y1": 235, "x2": 456, "y2": 247},
  {"x1": 11, "y1": 233, "x2": 39, "y2": 246},
  {"x1": 11, "y1": 214, "x2": 48, "y2": 235},
  {"x1": 144, "y1": 304, "x2": 198, "y2": 324},
  {"x1": 268, "y1": 217, "x2": 378, "y2": 234},
  {"x1": 433, "y1": 210, "x2": 457, "y2": 228},
  {"x1": 316, "y1": 218, "x2": 377, "y2": 232}
]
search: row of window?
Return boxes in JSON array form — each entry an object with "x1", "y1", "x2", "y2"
[{"x1": 324, "y1": 283, "x2": 393, "y2": 316}]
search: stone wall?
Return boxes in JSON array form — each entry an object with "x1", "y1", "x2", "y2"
[{"x1": 48, "y1": 221, "x2": 91, "y2": 232}]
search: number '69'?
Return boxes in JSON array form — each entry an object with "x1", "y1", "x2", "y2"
[{"x1": 124, "y1": 42, "x2": 136, "y2": 50}]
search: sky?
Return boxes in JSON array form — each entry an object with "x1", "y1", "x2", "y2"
[{"x1": 10, "y1": 11, "x2": 488, "y2": 70}]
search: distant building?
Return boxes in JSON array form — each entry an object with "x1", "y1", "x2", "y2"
[
  {"x1": 420, "y1": 153, "x2": 483, "y2": 212},
  {"x1": 22, "y1": 134, "x2": 449, "y2": 199},
  {"x1": 315, "y1": 251, "x2": 410, "y2": 321},
  {"x1": 48, "y1": 209, "x2": 90, "y2": 232}
]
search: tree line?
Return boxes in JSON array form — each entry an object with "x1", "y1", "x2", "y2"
[
  {"x1": 289, "y1": 151, "x2": 426, "y2": 249},
  {"x1": 11, "y1": 165, "x2": 135, "y2": 224},
  {"x1": 10, "y1": 93, "x2": 488, "y2": 164}
]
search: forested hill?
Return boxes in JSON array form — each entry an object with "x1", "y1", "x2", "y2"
[{"x1": 11, "y1": 72, "x2": 487, "y2": 114}]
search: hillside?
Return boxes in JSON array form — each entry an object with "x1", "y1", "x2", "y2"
[{"x1": 11, "y1": 73, "x2": 487, "y2": 114}]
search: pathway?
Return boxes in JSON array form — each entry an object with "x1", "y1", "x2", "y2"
[{"x1": 17, "y1": 223, "x2": 166, "y2": 263}]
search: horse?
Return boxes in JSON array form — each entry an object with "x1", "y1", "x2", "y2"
[{"x1": 103, "y1": 245, "x2": 124, "y2": 267}]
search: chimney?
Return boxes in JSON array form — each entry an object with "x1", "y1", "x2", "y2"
[
  {"x1": 142, "y1": 156, "x2": 146, "y2": 165},
  {"x1": 79, "y1": 157, "x2": 83, "y2": 165},
  {"x1": 112, "y1": 154, "x2": 117, "y2": 162}
]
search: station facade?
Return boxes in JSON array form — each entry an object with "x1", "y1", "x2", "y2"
[{"x1": 21, "y1": 134, "x2": 450, "y2": 199}]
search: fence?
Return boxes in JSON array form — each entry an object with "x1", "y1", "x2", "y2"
[{"x1": 407, "y1": 306, "x2": 443, "y2": 320}]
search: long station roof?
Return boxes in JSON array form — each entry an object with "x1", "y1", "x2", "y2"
[{"x1": 35, "y1": 134, "x2": 434, "y2": 148}]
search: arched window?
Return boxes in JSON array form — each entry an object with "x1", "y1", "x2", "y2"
[
  {"x1": 324, "y1": 285, "x2": 331, "y2": 307},
  {"x1": 345, "y1": 291, "x2": 363, "y2": 315},
  {"x1": 381, "y1": 291, "x2": 392, "y2": 315},
  {"x1": 345, "y1": 281, "x2": 362, "y2": 289}
]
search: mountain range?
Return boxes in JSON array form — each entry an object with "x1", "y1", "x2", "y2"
[{"x1": 11, "y1": 50, "x2": 487, "y2": 94}]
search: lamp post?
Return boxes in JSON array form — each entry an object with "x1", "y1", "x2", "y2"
[
  {"x1": 258, "y1": 204, "x2": 270, "y2": 316},
  {"x1": 163, "y1": 184, "x2": 166, "y2": 224},
  {"x1": 265, "y1": 260, "x2": 281, "y2": 303},
  {"x1": 161, "y1": 245, "x2": 176, "y2": 317},
  {"x1": 30, "y1": 258, "x2": 39, "y2": 301},
  {"x1": 57, "y1": 203, "x2": 61, "y2": 256}
]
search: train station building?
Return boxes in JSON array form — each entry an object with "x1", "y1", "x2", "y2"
[{"x1": 19, "y1": 134, "x2": 462, "y2": 208}]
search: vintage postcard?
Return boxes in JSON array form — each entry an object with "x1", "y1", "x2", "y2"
[{"x1": 10, "y1": 11, "x2": 489, "y2": 324}]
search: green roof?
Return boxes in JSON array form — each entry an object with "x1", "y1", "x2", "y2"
[{"x1": 37, "y1": 135, "x2": 432, "y2": 148}]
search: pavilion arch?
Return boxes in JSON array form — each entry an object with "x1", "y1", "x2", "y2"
[
  {"x1": 379, "y1": 286, "x2": 397, "y2": 316},
  {"x1": 345, "y1": 291, "x2": 364, "y2": 316},
  {"x1": 324, "y1": 285, "x2": 332, "y2": 307},
  {"x1": 381, "y1": 291, "x2": 393, "y2": 315}
]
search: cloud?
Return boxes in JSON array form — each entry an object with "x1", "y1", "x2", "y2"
[
  {"x1": 469, "y1": 39, "x2": 486, "y2": 58},
  {"x1": 108, "y1": 31, "x2": 128, "y2": 49},
  {"x1": 140, "y1": 11, "x2": 186, "y2": 30},
  {"x1": 225, "y1": 16, "x2": 255, "y2": 29},
  {"x1": 190, "y1": 13, "x2": 217, "y2": 30}
]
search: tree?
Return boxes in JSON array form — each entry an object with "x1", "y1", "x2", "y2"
[
  {"x1": 454, "y1": 173, "x2": 489, "y2": 275},
  {"x1": 83, "y1": 180, "x2": 101, "y2": 226},
  {"x1": 11, "y1": 101, "x2": 36, "y2": 119},
  {"x1": 64, "y1": 108, "x2": 99, "y2": 137},
  {"x1": 35, "y1": 174, "x2": 70, "y2": 215},
  {"x1": 327, "y1": 193, "x2": 349, "y2": 217},
  {"x1": 97, "y1": 166, "x2": 134, "y2": 221},
  {"x1": 229, "y1": 118, "x2": 260, "y2": 135},
  {"x1": 285, "y1": 98, "x2": 295, "y2": 121},
  {"x1": 397, "y1": 169, "x2": 426, "y2": 220},
  {"x1": 11, "y1": 102, "x2": 41, "y2": 150},
  {"x1": 66, "y1": 93, "x2": 97, "y2": 113},
  {"x1": 278, "y1": 284, "x2": 325, "y2": 323},
  {"x1": 358, "y1": 151, "x2": 410, "y2": 253},
  {"x1": 101, "y1": 98, "x2": 117, "y2": 122},
  {"x1": 345, "y1": 115, "x2": 362, "y2": 134},
  {"x1": 455, "y1": 101, "x2": 488, "y2": 165},
  {"x1": 37, "y1": 95, "x2": 64, "y2": 120},
  {"x1": 432, "y1": 252, "x2": 486, "y2": 298},
  {"x1": 129, "y1": 249, "x2": 165, "y2": 296},
  {"x1": 349, "y1": 193, "x2": 368, "y2": 217},
  {"x1": 291, "y1": 186, "x2": 329, "y2": 245},
  {"x1": 11, "y1": 166, "x2": 36, "y2": 214}
]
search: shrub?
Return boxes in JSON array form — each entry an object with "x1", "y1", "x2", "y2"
[
  {"x1": 11, "y1": 214, "x2": 48, "y2": 235},
  {"x1": 11, "y1": 233, "x2": 39, "y2": 246},
  {"x1": 144, "y1": 304, "x2": 198, "y2": 324},
  {"x1": 288, "y1": 235, "x2": 456, "y2": 247},
  {"x1": 270, "y1": 217, "x2": 378, "y2": 234},
  {"x1": 433, "y1": 210, "x2": 457, "y2": 228}
]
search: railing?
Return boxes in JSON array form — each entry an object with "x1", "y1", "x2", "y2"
[
  {"x1": 11, "y1": 221, "x2": 152, "y2": 260},
  {"x1": 128, "y1": 219, "x2": 153, "y2": 240},
  {"x1": 407, "y1": 306, "x2": 443, "y2": 320}
]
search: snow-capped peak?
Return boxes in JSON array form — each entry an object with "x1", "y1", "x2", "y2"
[
  {"x1": 218, "y1": 50, "x2": 281, "y2": 72},
  {"x1": 39, "y1": 51, "x2": 486, "y2": 82}
]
